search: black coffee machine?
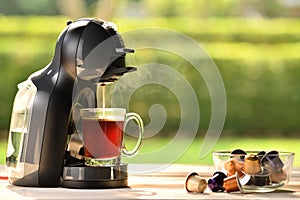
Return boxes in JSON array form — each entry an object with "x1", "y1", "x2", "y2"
[{"x1": 6, "y1": 18, "x2": 136, "y2": 188}]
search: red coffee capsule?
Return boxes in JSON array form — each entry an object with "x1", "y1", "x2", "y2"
[{"x1": 223, "y1": 175, "x2": 239, "y2": 193}]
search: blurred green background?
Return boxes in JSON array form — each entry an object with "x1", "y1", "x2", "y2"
[{"x1": 0, "y1": 0, "x2": 299, "y2": 165}]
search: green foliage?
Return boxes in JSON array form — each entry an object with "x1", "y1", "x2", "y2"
[
  {"x1": 144, "y1": 0, "x2": 285, "y2": 18},
  {"x1": 0, "y1": 0, "x2": 59, "y2": 15},
  {"x1": 1, "y1": 16, "x2": 300, "y2": 138},
  {"x1": 0, "y1": 16, "x2": 68, "y2": 36},
  {"x1": 117, "y1": 17, "x2": 300, "y2": 43},
  {"x1": 0, "y1": 16, "x2": 68, "y2": 131},
  {"x1": 0, "y1": 0, "x2": 288, "y2": 18}
]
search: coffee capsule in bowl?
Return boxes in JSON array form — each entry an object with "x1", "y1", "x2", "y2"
[
  {"x1": 252, "y1": 168, "x2": 271, "y2": 186},
  {"x1": 224, "y1": 158, "x2": 243, "y2": 177},
  {"x1": 261, "y1": 151, "x2": 284, "y2": 172},
  {"x1": 261, "y1": 150, "x2": 288, "y2": 183},
  {"x1": 243, "y1": 154, "x2": 261, "y2": 175},
  {"x1": 231, "y1": 149, "x2": 247, "y2": 161}
]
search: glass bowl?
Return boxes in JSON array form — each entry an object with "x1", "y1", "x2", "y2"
[{"x1": 212, "y1": 150, "x2": 295, "y2": 193}]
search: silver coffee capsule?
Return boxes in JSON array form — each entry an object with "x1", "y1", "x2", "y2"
[{"x1": 185, "y1": 172, "x2": 207, "y2": 193}]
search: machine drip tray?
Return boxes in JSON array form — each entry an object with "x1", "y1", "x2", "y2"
[{"x1": 61, "y1": 164, "x2": 128, "y2": 189}]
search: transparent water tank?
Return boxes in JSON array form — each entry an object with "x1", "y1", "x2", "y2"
[{"x1": 6, "y1": 79, "x2": 37, "y2": 179}]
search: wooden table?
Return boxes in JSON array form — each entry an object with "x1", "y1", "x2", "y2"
[{"x1": 0, "y1": 164, "x2": 299, "y2": 199}]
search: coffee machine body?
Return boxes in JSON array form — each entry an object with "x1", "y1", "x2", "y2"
[{"x1": 6, "y1": 19, "x2": 135, "y2": 188}]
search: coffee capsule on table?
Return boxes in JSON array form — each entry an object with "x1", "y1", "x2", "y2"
[
  {"x1": 223, "y1": 175, "x2": 240, "y2": 193},
  {"x1": 185, "y1": 172, "x2": 207, "y2": 193},
  {"x1": 208, "y1": 171, "x2": 227, "y2": 192},
  {"x1": 224, "y1": 171, "x2": 253, "y2": 193}
]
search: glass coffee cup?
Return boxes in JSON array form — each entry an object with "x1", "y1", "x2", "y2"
[{"x1": 80, "y1": 108, "x2": 143, "y2": 166}]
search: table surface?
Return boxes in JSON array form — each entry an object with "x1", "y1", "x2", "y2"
[{"x1": 0, "y1": 164, "x2": 299, "y2": 200}]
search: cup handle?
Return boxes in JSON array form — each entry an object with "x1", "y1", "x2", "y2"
[{"x1": 122, "y1": 112, "x2": 144, "y2": 157}]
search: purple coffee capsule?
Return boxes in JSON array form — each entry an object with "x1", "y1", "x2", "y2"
[
  {"x1": 231, "y1": 149, "x2": 247, "y2": 161},
  {"x1": 261, "y1": 150, "x2": 284, "y2": 172},
  {"x1": 208, "y1": 171, "x2": 227, "y2": 192}
]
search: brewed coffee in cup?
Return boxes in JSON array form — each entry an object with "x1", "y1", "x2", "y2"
[{"x1": 80, "y1": 108, "x2": 143, "y2": 166}]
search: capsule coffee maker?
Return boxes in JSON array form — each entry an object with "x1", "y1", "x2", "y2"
[{"x1": 6, "y1": 18, "x2": 139, "y2": 188}]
